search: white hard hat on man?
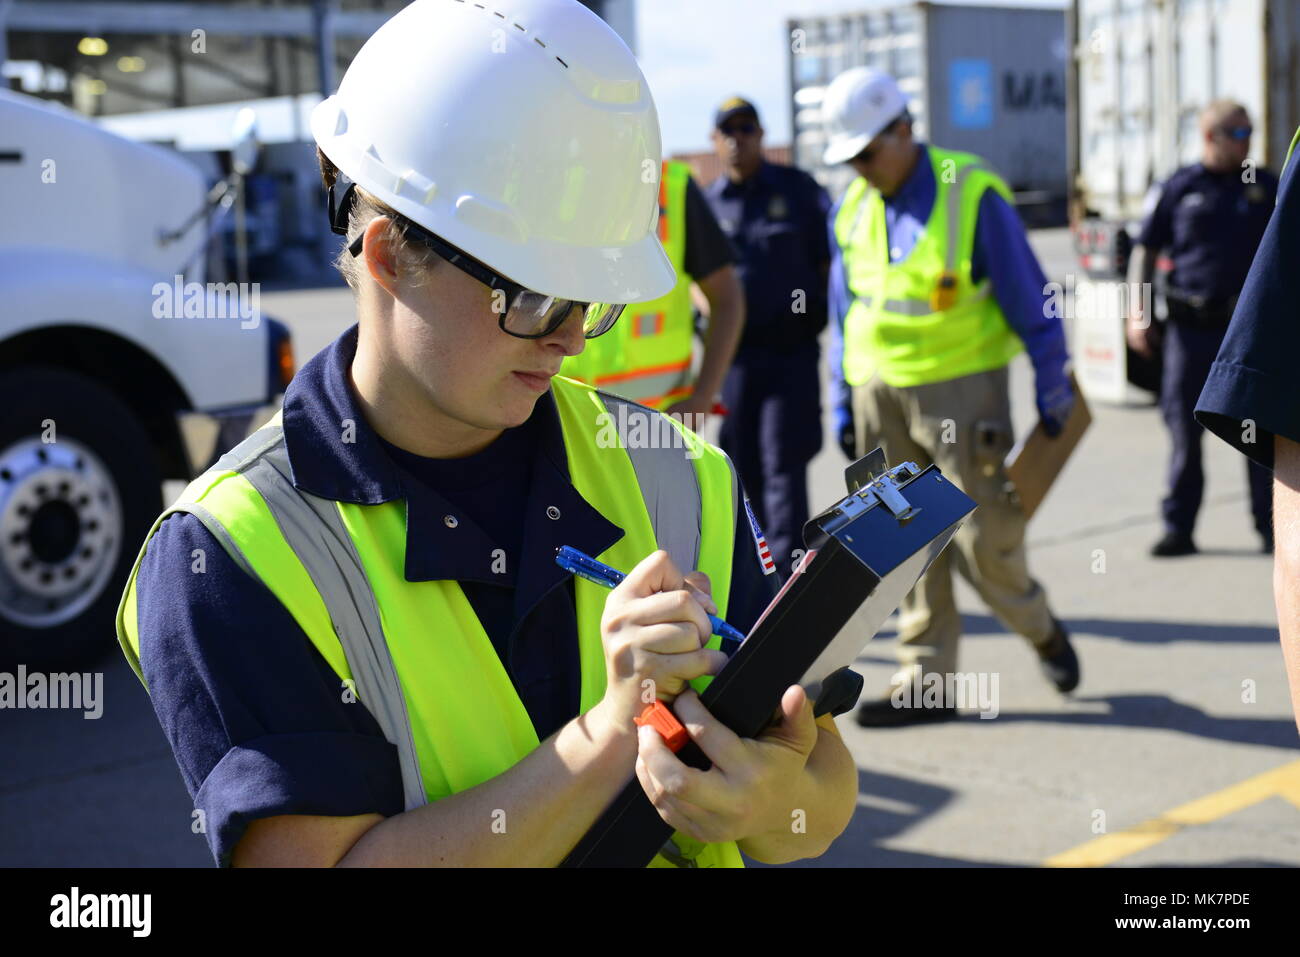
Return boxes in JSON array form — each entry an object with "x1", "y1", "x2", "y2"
[
  {"x1": 310, "y1": 0, "x2": 673, "y2": 306},
  {"x1": 821, "y1": 67, "x2": 909, "y2": 166}
]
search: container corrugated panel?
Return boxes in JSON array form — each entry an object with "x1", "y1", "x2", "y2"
[
  {"x1": 788, "y1": 2, "x2": 1069, "y2": 205},
  {"x1": 1074, "y1": 0, "x2": 1300, "y2": 224}
]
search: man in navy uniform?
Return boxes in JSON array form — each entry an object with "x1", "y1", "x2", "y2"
[
  {"x1": 702, "y1": 97, "x2": 833, "y2": 579},
  {"x1": 1127, "y1": 100, "x2": 1277, "y2": 556}
]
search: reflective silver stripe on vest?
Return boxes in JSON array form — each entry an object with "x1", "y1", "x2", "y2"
[
  {"x1": 943, "y1": 162, "x2": 990, "y2": 273},
  {"x1": 855, "y1": 283, "x2": 993, "y2": 316},
  {"x1": 597, "y1": 391, "x2": 702, "y2": 574},
  {"x1": 633, "y1": 312, "x2": 662, "y2": 337},
  {"x1": 207, "y1": 424, "x2": 428, "y2": 811},
  {"x1": 173, "y1": 502, "x2": 257, "y2": 580},
  {"x1": 595, "y1": 364, "x2": 691, "y2": 404}
]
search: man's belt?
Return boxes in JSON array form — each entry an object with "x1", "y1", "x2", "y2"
[{"x1": 1165, "y1": 291, "x2": 1238, "y2": 328}]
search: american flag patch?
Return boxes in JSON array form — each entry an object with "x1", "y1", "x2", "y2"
[{"x1": 745, "y1": 498, "x2": 777, "y2": 576}]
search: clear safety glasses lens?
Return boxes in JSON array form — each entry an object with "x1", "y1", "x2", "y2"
[{"x1": 501, "y1": 292, "x2": 625, "y2": 340}]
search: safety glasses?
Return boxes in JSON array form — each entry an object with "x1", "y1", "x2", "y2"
[
  {"x1": 1218, "y1": 125, "x2": 1253, "y2": 142},
  {"x1": 329, "y1": 181, "x2": 625, "y2": 340}
]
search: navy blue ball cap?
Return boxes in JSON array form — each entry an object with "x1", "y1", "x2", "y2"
[{"x1": 715, "y1": 96, "x2": 760, "y2": 129}]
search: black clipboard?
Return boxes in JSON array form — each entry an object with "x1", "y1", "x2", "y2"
[{"x1": 560, "y1": 449, "x2": 977, "y2": 867}]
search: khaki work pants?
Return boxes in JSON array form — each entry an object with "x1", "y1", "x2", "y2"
[{"x1": 851, "y1": 365, "x2": 1056, "y2": 681}]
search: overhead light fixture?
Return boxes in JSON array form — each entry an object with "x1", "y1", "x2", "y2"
[
  {"x1": 117, "y1": 56, "x2": 146, "y2": 73},
  {"x1": 77, "y1": 37, "x2": 109, "y2": 56}
]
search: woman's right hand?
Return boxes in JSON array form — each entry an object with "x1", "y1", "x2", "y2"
[{"x1": 591, "y1": 550, "x2": 730, "y2": 739}]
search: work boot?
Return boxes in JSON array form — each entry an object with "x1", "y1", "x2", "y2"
[
  {"x1": 1151, "y1": 531, "x2": 1196, "y2": 557},
  {"x1": 1037, "y1": 620, "x2": 1080, "y2": 694},
  {"x1": 854, "y1": 686, "x2": 957, "y2": 728}
]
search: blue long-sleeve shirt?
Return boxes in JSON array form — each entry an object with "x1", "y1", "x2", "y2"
[{"x1": 827, "y1": 146, "x2": 1070, "y2": 432}]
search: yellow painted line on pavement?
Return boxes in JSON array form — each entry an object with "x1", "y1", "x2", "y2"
[{"x1": 1045, "y1": 759, "x2": 1300, "y2": 867}]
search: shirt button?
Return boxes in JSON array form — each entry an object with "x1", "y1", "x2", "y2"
[
  {"x1": 443, "y1": 515, "x2": 458, "y2": 528},
  {"x1": 890, "y1": 246, "x2": 902, "y2": 260},
  {"x1": 546, "y1": 506, "x2": 561, "y2": 520}
]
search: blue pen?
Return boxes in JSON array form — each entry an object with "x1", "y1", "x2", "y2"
[{"x1": 555, "y1": 545, "x2": 747, "y2": 652}]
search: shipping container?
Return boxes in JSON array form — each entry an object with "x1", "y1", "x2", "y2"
[
  {"x1": 1065, "y1": 0, "x2": 1300, "y2": 404},
  {"x1": 1068, "y1": 0, "x2": 1300, "y2": 269},
  {"x1": 787, "y1": 2, "x2": 1069, "y2": 217}
]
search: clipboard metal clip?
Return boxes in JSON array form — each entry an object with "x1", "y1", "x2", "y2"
[
  {"x1": 844, "y1": 449, "x2": 923, "y2": 524},
  {"x1": 867, "y1": 464, "x2": 923, "y2": 523}
]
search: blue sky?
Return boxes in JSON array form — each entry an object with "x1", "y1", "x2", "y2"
[{"x1": 635, "y1": 0, "x2": 1063, "y2": 155}]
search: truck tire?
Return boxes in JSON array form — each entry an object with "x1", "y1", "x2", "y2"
[{"x1": 0, "y1": 367, "x2": 163, "y2": 671}]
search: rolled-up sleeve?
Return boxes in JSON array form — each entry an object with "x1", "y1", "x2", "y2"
[{"x1": 135, "y1": 513, "x2": 404, "y2": 866}]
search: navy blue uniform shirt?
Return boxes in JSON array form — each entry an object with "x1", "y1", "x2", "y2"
[
  {"x1": 134, "y1": 323, "x2": 781, "y2": 866},
  {"x1": 703, "y1": 160, "x2": 832, "y2": 351},
  {"x1": 1196, "y1": 150, "x2": 1300, "y2": 470},
  {"x1": 1136, "y1": 162, "x2": 1278, "y2": 302}
]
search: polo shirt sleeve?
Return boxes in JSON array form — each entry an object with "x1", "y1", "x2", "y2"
[
  {"x1": 134, "y1": 512, "x2": 404, "y2": 867},
  {"x1": 1135, "y1": 175, "x2": 1177, "y2": 250},
  {"x1": 1195, "y1": 158, "x2": 1300, "y2": 470},
  {"x1": 683, "y1": 175, "x2": 736, "y2": 281}
]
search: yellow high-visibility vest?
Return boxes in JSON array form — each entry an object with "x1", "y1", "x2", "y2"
[
  {"x1": 834, "y1": 145, "x2": 1023, "y2": 388},
  {"x1": 116, "y1": 376, "x2": 743, "y2": 868},
  {"x1": 562, "y1": 160, "x2": 696, "y2": 409}
]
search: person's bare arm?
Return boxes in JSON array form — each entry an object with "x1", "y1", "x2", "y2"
[
  {"x1": 233, "y1": 703, "x2": 637, "y2": 867},
  {"x1": 1125, "y1": 244, "x2": 1157, "y2": 356},
  {"x1": 1272, "y1": 434, "x2": 1300, "y2": 735},
  {"x1": 665, "y1": 264, "x2": 744, "y2": 419}
]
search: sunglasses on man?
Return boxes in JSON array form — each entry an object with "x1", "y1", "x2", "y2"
[
  {"x1": 329, "y1": 179, "x2": 625, "y2": 340},
  {"x1": 1216, "y1": 125, "x2": 1253, "y2": 142},
  {"x1": 719, "y1": 121, "x2": 758, "y2": 137}
]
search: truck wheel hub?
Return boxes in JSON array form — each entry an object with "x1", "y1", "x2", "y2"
[{"x1": 0, "y1": 438, "x2": 123, "y2": 628}]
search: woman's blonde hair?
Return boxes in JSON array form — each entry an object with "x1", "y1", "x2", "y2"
[{"x1": 316, "y1": 146, "x2": 439, "y2": 291}]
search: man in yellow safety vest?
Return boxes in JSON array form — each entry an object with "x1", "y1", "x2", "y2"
[{"x1": 823, "y1": 67, "x2": 1081, "y2": 726}]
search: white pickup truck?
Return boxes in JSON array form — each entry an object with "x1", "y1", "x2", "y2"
[{"x1": 0, "y1": 89, "x2": 293, "y2": 669}]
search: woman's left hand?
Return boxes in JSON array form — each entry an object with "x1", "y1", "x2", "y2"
[{"x1": 633, "y1": 685, "x2": 820, "y2": 844}]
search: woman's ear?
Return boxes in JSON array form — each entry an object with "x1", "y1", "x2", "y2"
[{"x1": 361, "y1": 216, "x2": 401, "y2": 295}]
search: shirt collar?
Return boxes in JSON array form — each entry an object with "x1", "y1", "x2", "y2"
[
  {"x1": 394, "y1": 389, "x2": 622, "y2": 589},
  {"x1": 281, "y1": 322, "x2": 403, "y2": 504}
]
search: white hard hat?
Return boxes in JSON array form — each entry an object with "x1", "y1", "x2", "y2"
[
  {"x1": 821, "y1": 67, "x2": 909, "y2": 166},
  {"x1": 310, "y1": 0, "x2": 671, "y2": 304}
]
